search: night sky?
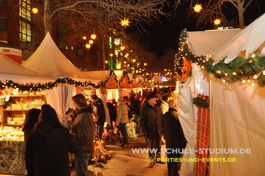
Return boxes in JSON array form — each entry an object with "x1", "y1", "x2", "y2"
[{"x1": 132, "y1": 1, "x2": 265, "y2": 73}]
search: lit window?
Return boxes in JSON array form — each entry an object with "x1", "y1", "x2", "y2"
[
  {"x1": 0, "y1": 18, "x2": 7, "y2": 31},
  {"x1": 19, "y1": 0, "x2": 32, "y2": 43}
]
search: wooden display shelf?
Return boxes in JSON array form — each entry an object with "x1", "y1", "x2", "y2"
[
  {"x1": 3, "y1": 109, "x2": 29, "y2": 112},
  {"x1": 6, "y1": 123, "x2": 23, "y2": 126},
  {"x1": 9, "y1": 94, "x2": 45, "y2": 97}
]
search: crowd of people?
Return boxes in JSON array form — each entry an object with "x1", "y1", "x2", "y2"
[{"x1": 22, "y1": 87, "x2": 186, "y2": 176}]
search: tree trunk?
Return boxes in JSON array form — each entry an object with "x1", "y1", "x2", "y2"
[
  {"x1": 43, "y1": 0, "x2": 50, "y2": 34},
  {"x1": 237, "y1": 1, "x2": 245, "y2": 29}
]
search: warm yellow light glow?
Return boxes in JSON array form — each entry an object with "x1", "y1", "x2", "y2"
[
  {"x1": 89, "y1": 40, "x2": 94, "y2": 44},
  {"x1": 110, "y1": 53, "x2": 114, "y2": 57},
  {"x1": 116, "y1": 62, "x2": 121, "y2": 69},
  {"x1": 263, "y1": 70, "x2": 265, "y2": 75},
  {"x1": 233, "y1": 72, "x2": 237, "y2": 75},
  {"x1": 242, "y1": 80, "x2": 246, "y2": 83},
  {"x1": 254, "y1": 75, "x2": 258, "y2": 79},
  {"x1": 124, "y1": 61, "x2": 127, "y2": 64},
  {"x1": 105, "y1": 60, "x2": 108, "y2": 64},
  {"x1": 164, "y1": 69, "x2": 167, "y2": 72},
  {"x1": 82, "y1": 36, "x2": 87, "y2": 40},
  {"x1": 251, "y1": 83, "x2": 255, "y2": 87},
  {"x1": 32, "y1": 8, "x2": 39, "y2": 14},
  {"x1": 144, "y1": 63, "x2": 147, "y2": 66},
  {"x1": 85, "y1": 43, "x2": 91, "y2": 49},
  {"x1": 120, "y1": 46, "x2": 125, "y2": 51},
  {"x1": 132, "y1": 59, "x2": 136, "y2": 63},
  {"x1": 222, "y1": 79, "x2": 226, "y2": 83},
  {"x1": 193, "y1": 4, "x2": 202, "y2": 13},
  {"x1": 214, "y1": 18, "x2": 221, "y2": 25},
  {"x1": 120, "y1": 18, "x2": 131, "y2": 28},
  {"x1": 91, "y1": 34, "x2": 97, "y2": 40}
]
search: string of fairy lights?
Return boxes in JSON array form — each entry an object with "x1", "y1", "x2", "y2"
[
  {"x1": 175, "y1": 30, "x2": 265, "y2": 87},
  {"x1": 0, "y1": 71, "x2": 145, "y2": 92}
]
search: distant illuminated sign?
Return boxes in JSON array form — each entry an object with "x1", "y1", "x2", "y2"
[{"x1": 160, "y1": 76, "x2": 170, "y2": 82}]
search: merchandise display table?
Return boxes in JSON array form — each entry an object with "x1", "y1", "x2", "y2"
[{"x1": 0, "y1": 140, "x2": 26, "y2": 175}]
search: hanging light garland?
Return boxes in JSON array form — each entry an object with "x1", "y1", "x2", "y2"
[
  {"x1": 0, "y1": 77, "x2": 95, "y2": 92},
  {"x1": 175, "y1": 30, "x2": 265, "y2": 87},
  {"x1": 0, "y1": 71, "x2": 149, "y2": 91}
]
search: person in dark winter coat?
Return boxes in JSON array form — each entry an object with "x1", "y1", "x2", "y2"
[
  {"x1": 22, "y1": 108, "x2": 41, "y2": 142},
  {"x1": 25, "y1": 104, "x2": 76, "y2": 176},
  {"x1": 162, "y1": 99, "x2": 186, "y2": 176},
  {"x1": 72, "y1": 94, "x2": 95, "y2": 176},
  {"x1": 140, "y1": 94, "x2": 164, "y2": 168},
  {"x1": 91, "y1": 94, "x2": 105, "y2": 139},
  {"x1": 106, "y1": 101, "x2": 116, "y2": 128}
]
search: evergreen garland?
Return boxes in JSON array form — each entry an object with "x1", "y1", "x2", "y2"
[
  {"x1": 175, "y1": 30, "x2": 265, "y2": 87},
  {"x1": 193, "y1": 97, "x2": 209, "y2": 109}
]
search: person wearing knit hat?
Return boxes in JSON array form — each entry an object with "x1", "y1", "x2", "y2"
[
  {"x1": 145, "y1": 94, "x2": 157, "y2": 102},
  {"x1": 140, "y1": 93, "x2": 164, "y2": 168},
  {"x1": 25, "y1": 104, "x2": 76, "y2": 176}
]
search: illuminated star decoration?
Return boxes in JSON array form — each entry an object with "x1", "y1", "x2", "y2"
[
  {"x1": 193, "y1": 4, "x2": 202, "y2": 13},
  {"x1": 120, "y1": 18, "x2": 131, "y2": 28},
  {"x1": 32, "y1": 7, "x2": 39, "y2": 14},
  {"x1": 214, "y1": 18, "x2": 221, "y2": 25}
]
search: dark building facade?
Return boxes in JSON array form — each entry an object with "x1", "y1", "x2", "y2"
[{"x1": 0, "y1": 0, "x2": 104, "y2": 70}]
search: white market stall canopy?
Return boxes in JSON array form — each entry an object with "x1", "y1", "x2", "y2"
[
  {"x1": 187, "y1": 29, "x2": 240, "y2": 56},
  {"x1": 83, "y1": 70, "x2": 123, "y2": 82},
  {"x1": 0, "y1": 53, "x2": 54, "y2": 83},
  {"x1": 214, "y1": 13, "x2": 265, "y2": 64},
  {"x1": 23, "y1": 32, "x2": 97, "y2": 82}
]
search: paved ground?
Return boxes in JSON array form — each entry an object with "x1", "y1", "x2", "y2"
[
  {"x1": 71, "y1": 136, "x2": 168, "y2": 176},
  {"x1": 0, "y1": 136, "x2": 168, "y2": 176}
]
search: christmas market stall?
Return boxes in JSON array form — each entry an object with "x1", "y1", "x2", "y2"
[
  {"x1": 0, "y1": 53, "x2": 54, "y2": 175},
  {"x1": 22, "y1": 32, "x2": 100, "y2": 124},
  {"x1": 177, "y1": 13, "x2": 265, "y2": 176},
  {"x1": 208, "y1": 13, "x2": 265, "y2": 176},
  {"x1": 175, "y1": 29, "x2": 240, "y2": 176}
]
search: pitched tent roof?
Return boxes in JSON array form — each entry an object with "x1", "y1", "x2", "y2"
[
  {"x1": 0, "y1": 53, "x2": 53, "y2": 83},
  {"x1": 23, "y1": 32, "x2": 95, "y2": 81},
  {"x1": 83, "y1": 70, "x2": 123, "y2": 82},
  {"x1": 213, "y1": 13, "x2": 265, "y2": 64},
  {"x1": 187, "y1": 29, "x2": 240, "y2": 56}
]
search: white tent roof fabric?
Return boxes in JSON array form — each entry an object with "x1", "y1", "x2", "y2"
[
  {"x1": 83, "y1": 70, "x2": 123, "y2": 82},
  {"x1": 0, "y1": 53, "x2": 53, "y2": 83},
  {"x1": 187, "y1": 29, "x2": 240, "y2": 56},
  {"x1": 214, "y1": 13, "x2": 265, "y2": 64},
  {"x1": 23, "y1": 32, "x2": 92, "y2": 80}
]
